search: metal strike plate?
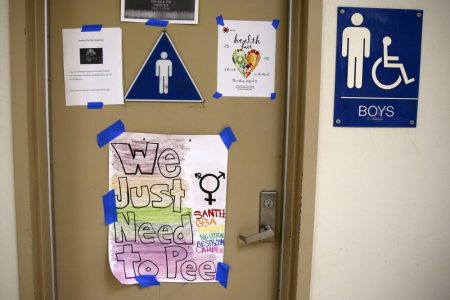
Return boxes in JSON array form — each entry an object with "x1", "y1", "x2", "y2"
[{"x1": 260, "y1": 191, "x2": 276, "y2": 242}]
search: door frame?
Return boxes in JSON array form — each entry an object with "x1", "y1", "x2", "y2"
[
  {"x1": 10, "y1": 0, "x2": 53, "y2": 299},
  {"x1": 9, "y1": 0, "x2": 322, "y2": 299},
  {"x1": 278, "y1": 0, "x2": 322, "y2": 299}
]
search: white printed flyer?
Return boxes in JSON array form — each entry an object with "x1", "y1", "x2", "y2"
[
  {"x1": 217, "y1": 20, "x2": 277, "y2": 98},
  {"x1": 62, "y1": 28, "x2": 124, "y2": 106}
]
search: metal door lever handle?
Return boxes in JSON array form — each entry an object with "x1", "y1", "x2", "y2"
[{"x1": 239, "y1": 225, "x2": 274, "y2": 244}]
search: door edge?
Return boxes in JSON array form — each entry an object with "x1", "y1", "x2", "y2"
[{"x1": 279, "y1": 0, "x2": 322, "y2": 299}]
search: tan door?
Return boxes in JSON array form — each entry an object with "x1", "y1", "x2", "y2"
[{"x1": 49, "y1": 0, "x2": 288, "y2": 299}]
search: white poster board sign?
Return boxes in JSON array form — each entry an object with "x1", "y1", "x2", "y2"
[{"x1": 108, "y1": 132, "x2": 228, "y2": 284}]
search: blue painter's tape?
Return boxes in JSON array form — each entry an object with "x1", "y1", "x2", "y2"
[
  {"x1": 272, "y1": 19, "x2": 280, "y2": 29},
  {"x1": 220, "y1": 127, "x2": 237, "y2": 150},
  {"x1": 216, "y1": 15, "x2": 225, "y2": 26},
  {"x1": 213, "y1": 92, "x2": 223, "y2": 99},
  {"x1": 87, "y1": 102, "x2": 104, "y2": 109},
  {"x1": 216, "y1": 262, "x2": 230, "y2": 288},
  {"x1": 102, "y1": 189, "x2": 117, "y2": 225},
  {"x1": 145, "y1": 19, "x2": 169, "y2": 27},
  {"x1": 97, "y1": 119, "x2": 125, "y2": 148},
  {"x1": 136, "y1": 275, "x2": 160, "y2": 288},
  {"x1": 81, "y1": 24, "x2": 102, "y2": 32},
  {"x1": 271, "y1": 92, "x2": 277, "y2": 100}
]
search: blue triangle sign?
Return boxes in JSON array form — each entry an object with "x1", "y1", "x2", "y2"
[{"x1": 125, "y1": 32, "x2": 203, "y2": 102}]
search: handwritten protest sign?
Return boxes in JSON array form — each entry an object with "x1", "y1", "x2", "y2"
[{"x1": 108, "y1": 132, "x2": 228, "y2": 284}]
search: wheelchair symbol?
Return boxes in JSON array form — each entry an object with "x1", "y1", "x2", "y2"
[{"x1": 371, "y1": 36, "x2": 415, "y2": 90}]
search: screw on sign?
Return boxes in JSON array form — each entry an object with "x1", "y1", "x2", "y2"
[{"x1": 195, "y1": 172, "x2": 226, "y2": 205}]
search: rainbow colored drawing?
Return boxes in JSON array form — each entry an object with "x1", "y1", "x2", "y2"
[{"x1": 108, "y1": 132, "x2": 228, "y2": 284}]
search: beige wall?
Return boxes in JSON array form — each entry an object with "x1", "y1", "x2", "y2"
[
  {"x1": 0, "y1": 0, "x2": 20, "y2": 299},
  {"x1": 309, "y1": 0, "x2": 450, "y2": 299}
]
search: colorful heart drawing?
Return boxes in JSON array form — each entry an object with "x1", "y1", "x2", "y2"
[{"x1": 232, "y1": 49, "x2": 261, "y2": 78}]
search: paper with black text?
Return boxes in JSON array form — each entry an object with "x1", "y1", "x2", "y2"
[
  {"x1": 217, "y1": 20, "x2": 277, "y2": 97},
  {"x1": 62, "y1": 28, "x2": 124, "y2": 106}
]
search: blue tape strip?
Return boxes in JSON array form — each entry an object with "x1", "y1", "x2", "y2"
[
  {"x1": 271, "y1": 92, "x2": 277, "y2": 100},
  {"x1": 216, "y1": 15, "x2": 225, "y2": 26},
  {"x1": 81, "y1": 24, "x2": 102, "y2": 32},
  {"x1": 272, "y1": 19, "x2": 280, "y2": 29},
  {"x1": 97, "y1": 119, "x2": 125, "y2": 148},
  {"x1": 145, "y1": 19, "x2": 169, "y2": 27},
  {"x1": 216, "y1": 262, "x2": 230, "y2": 288},
  {"x1": 87, "y1": 102, "x2": 104, "y2": 109},
  {"x1": 213, "y1": 92, "x2": 223, "y2": 99},
  {"x1": 220, "y1": 127, "x2": 237, "y2": 150},
  {"x1": 102, "y1": 189, "x2": 117, "y2": 225},
  {"x1": 136, "y1": 275, "x2": 160, "y2": 288}
]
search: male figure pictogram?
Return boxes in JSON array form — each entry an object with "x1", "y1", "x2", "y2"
[
  {"x1": 342, "y1": 12, "x2": 371, "y2": 89},
  {"x1": 155, "y1": 51, "x2": 172, "y2": 94}
]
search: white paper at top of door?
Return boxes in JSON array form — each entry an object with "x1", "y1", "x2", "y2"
[
  {"x1": 62, "y1": 28, "x2": 124, "y2": 106},
  {"x1": 120, "y1": 0, "x2": 199, "y2": 25},
  {"x1": 217, "y1": 20, "x2": 277, "y2": 98}
]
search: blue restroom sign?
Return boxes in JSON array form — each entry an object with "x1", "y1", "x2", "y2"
[
  {"x1": 125, "y1": 32, "x2": 203, "y2": 102},
  {"x1": 334, "y1": 7, "x2": 423, "y2": 127}
]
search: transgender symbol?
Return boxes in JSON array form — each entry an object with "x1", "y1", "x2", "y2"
[{"x1": 195, "y1": 172, "x2": 226, "y2": 205}]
